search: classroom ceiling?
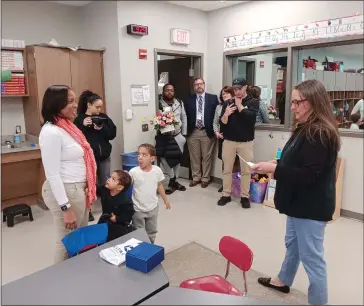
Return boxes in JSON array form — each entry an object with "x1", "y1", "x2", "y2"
[
  {"x1": 52, "y1": 1, "x2": 247, "y2": 11},
  {"x1": 165, "y1": 1, "x2": 247, "y2": 11},
  {"x1": 52, "y1": 1, "x2": 91, "y2": 6}
]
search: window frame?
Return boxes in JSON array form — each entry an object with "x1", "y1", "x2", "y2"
[{"x1": 222, "y1": 34, "x2": 364, "y2": 138}]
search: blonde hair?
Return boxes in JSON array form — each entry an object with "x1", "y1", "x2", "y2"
[{"x1": 293, "y1": 80, "x2": 341, "y2": 151}]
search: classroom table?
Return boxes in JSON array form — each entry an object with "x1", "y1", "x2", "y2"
[
  {"x1": 2, "y1": 229, "x2": 169, "y2": 305},
  {"x1": 140, "y1": 287, "x2": 288, "y2": 305}
]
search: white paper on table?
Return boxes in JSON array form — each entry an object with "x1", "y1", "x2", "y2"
[
  {"x1": 99, "y1": 238, "x2": 142, "y2": 266},
  {"x1": 142, "y1": 85, "x2": 150, "y2": 102}
]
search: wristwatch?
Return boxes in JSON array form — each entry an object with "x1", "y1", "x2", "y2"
[{"x1": 60, "y1": 203, "x2": 71, "y2": 211}]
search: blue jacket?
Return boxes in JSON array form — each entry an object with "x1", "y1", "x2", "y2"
[{"x1": 185, "y1": 93, "x2": 219, "y2": 138}]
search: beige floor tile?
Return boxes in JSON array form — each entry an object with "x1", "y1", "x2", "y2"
[{"x1": 1, "y1": 179, "x2": 363, "y2": 305}]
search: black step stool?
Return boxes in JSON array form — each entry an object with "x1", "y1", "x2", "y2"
[{"x1": 2, "y1": 204, "x2": 34, "y2": 227}]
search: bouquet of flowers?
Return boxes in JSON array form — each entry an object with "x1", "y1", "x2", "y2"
[
  {"x1": 268, "y1": 105, "x2": 278, "y2": 119},
  {"x1": 153, "y1": 107, "x2": 179, "y2": 134}
]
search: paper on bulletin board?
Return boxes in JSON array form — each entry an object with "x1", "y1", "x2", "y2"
[{"x1": 131, "y1": 85, "x2": 150, "y2": 106}]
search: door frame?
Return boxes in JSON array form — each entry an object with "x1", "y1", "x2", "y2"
[
  {"x1": 153, "y1": 48, "x2": 204, "y2": 113},
  {"x1": 153, "y1": 49, "x2": 204, "y2": 180}
]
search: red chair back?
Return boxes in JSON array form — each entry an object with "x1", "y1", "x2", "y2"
[{"x1": 219, "y1": 236, "x2": 253, "y2": 272}]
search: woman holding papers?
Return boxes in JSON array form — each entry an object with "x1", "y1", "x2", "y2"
[{"x1": 252, "y1": 80, "x2": 340, "y2": 305}]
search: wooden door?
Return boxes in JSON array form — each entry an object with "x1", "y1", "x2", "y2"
[
  {"x1": 70, "y1": 50, "x2": 105, "y2": 109},
  {"x1": 23, "y1": 46, "x2": 72, "y2": 135},
  {"x1": 34, "y1": 46, "x2": 72, "y2": 123}
]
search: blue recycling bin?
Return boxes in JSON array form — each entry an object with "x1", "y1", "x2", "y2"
[{"x1": 122, "y1": 152, "x2": 139, "y2": 199}]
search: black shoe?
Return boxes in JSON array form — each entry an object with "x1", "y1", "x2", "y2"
[
  {"x1": 218, "y1": 196, "x2": 231, "y2": 206},
  {"x1": 218, "y1": 186, "x2": 223, "y2": 192},
  {"x1": 88, "y1": 212, "x2": 95, "y2": 222},
  {"x1": 241, "y1": 197, "x2": 251, "y2": 209},
  {"x1": 165, "y1": 188, "x2": 175, "y2": 195},
  {"x1": 173, "y1": 180, "x2": 186, "y2": 191},
  {"x1": 258, "y1": 277, "x2": 290, "y2": 294}
]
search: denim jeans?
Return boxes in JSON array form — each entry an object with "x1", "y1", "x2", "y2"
[{"x1": 278, "y1": 216, "x2": 328, "y2": 305}]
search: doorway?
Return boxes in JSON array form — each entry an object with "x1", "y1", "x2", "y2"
[{"x1": 154, "y1": 49, "x2": 204, "y2": 180}]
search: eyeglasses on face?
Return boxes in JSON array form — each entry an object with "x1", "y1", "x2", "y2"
[
  {"x1": 291, "y1": 99, "x2": 307, "y2": 107},
  {"x1": 194, "y1": 82, "x2": 204, "y2": 86}
]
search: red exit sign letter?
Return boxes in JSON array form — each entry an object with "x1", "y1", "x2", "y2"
[{"x1": 171, "y1": 28, "x2": 191, "y2": 45}]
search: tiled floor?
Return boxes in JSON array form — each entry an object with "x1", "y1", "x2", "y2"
[{"x1": 1, "y1": 179, "x2": 363, "y2": 305}]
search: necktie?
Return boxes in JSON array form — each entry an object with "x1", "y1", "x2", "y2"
[{"x1": 196, "y1": 95, "x2": 204, "y2": 129}]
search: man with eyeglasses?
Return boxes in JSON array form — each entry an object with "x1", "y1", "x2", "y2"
[{"x1": 185, "y1": 78, "x2": 219, "y2": 188}]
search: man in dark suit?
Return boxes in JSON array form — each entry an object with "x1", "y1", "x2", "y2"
[{"x1": 185, "y1": 78, "x2": 218, "y2": 188}]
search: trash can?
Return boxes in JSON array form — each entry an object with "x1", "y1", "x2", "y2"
[{"x1": 122, "y1": 152, "x2": 139, "y2": 199}]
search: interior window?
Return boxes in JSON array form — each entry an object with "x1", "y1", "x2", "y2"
[
  {"x1": 294, "y1": 43, "x2": 364, "y2": 131},
  {"x1": 231, "y1": 50, "x2": 288, "y2": 126}
]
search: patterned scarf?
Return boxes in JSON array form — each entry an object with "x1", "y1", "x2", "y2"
[{"x1": 56, "y1": 118, "x2": 97, "y2": 209}]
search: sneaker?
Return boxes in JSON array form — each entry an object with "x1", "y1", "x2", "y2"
[
  {"x1": 241, "y1": 197, "x2": 251, "y2": 209},
  {"x1": 218, "y1": 196, "x2": 231, "y2": 206},
  {"x1": 88, "y1": 211, "x2": 95, "y2": 222}
]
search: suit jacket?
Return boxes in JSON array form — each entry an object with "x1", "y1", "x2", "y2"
[{"x1": 185, "y1": 92, "x2": 219, "y2": 137}]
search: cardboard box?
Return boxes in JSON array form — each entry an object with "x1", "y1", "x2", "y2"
[{"x1": 126, "y1": 242, "x2": 164, "y2": 273}]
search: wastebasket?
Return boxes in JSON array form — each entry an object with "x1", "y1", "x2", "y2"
[{"x1": 122, "y1": 152, "x2": 139, "y2": 199}]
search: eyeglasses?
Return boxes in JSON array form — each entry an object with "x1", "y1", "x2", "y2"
[
  {"x1": 291, "y1": 99, "x2": 307, "y2": 107},
  {"x1": 194, "y1": 82, "x2": 204, "y2": 86}
]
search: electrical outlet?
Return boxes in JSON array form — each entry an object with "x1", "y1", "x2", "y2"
[{"x1": 142, "y1": 124, "x2": 149, "y2": 132}]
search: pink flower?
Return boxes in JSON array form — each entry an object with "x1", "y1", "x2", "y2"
[{"x1": 160, "y1": 121, "x2": 166, "y2": 127}]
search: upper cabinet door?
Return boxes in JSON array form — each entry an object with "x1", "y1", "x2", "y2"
[
  {"x1": 34, "y1": 46, "x2": 72, "y2": 106},
  {"x1": 70, "y1": 50, "x2": 105, "y2": 109}
]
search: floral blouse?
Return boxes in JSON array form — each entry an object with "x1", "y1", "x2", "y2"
[{"x1": 213, "y1": 103, "x2": 224, "y2": 134}]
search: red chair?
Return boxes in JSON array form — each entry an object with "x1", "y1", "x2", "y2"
[{"x1": 180, "y1": 236, "x2": 253, "y2": 296}]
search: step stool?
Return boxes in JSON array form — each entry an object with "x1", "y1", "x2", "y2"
[{"x1": 2, "y1": 204, "x2": 34, "y2": 227}]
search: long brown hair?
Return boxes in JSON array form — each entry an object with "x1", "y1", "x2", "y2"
[
  {"x1": 293, "y1": 79, "x2": 341, "y2": 151},
  {"x1": 219, "y1": 86, "x2": 235, "y2": 104}
]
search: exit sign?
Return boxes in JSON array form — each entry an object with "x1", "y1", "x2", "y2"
[{"x1": 170, "y1": 29, "x2": 190, "y2": 45}]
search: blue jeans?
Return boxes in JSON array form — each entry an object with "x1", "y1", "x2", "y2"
[{"x1": 278, "y1": 216, "x2": 328, "y2": 305}]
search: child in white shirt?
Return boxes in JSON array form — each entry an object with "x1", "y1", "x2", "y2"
[
  {"x1": 128, "y1": 144, "x2": 171, "y2": 243},
  {"x1": 350, "y1": 112, "x2": 361, "y2": 130}
]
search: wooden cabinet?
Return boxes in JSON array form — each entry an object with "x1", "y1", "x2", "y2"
[
  {"x1": 23, "y1": 45, "x2": 105, "y2": 136},
  {"x1": 1, "y1": 150, "x2": 45, "y2": 209}
]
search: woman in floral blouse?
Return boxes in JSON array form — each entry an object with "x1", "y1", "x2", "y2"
[{"x1": 213, "y1": 86, "x2": 235, "y2": 192}]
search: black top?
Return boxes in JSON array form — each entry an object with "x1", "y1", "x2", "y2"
[
  {"x1": 219, "y1": 95, "x2": 259, "y2": 142},
  {"x1": 74, "y1": 113, "x2": 116, "y2": 161},
  {"x1": 274, "y1": 126, "x2": 337, "y2": 222},
  {"x1": 97, "y1": 185, "x2": 135, "y2": 226},
  {"x1": 185, "y1": 93, "x2": 219, "y2": 138}
]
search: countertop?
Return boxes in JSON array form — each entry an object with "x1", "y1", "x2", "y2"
[
  {"x1": 1, "y1": 141, "x2": 40, "y2": 154},
  {"x1": 1, "y1": 134, "x2": 40, "y2": 155}
]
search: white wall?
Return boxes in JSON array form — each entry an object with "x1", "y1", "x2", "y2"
[
  {"x1": 1, "y1": 100, "x2": 26, "y2": 136},
  {"x1": 117, "y1": 1, "x2": 209, "y2": 152},
  {"x1": 79, "y1": 1, "x2": 124, "y2": 171},
  {"x1": 207, "y1": 1, "x2": 364, "y2": 214},
  {"x1": 207, "y1": 0, "x2": 364, "y2": 94},
  {"x1": 1, "y1": 1, "x2": 83, "y2": 136}
]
